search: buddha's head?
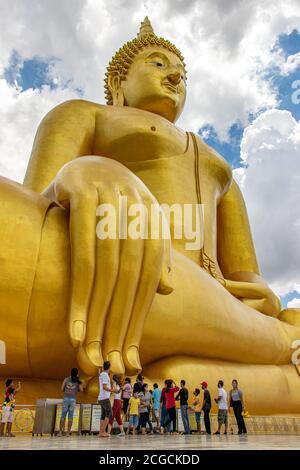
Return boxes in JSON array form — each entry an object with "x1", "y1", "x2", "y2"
[{"x1": 105, "y1": 17, "x2": 187, "y2": 123}]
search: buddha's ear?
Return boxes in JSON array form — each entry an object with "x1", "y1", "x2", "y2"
[{"x1": 108, "y1": 73, "x2": 125, "y2": 106}]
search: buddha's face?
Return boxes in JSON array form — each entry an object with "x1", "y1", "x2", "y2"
[{"x1": 119, "y1": 47, "x2": 187, "y2": 122}]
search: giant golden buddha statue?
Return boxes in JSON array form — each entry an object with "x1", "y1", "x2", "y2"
[{"x1": 0, "y1": 18, "x2": 300, "y2": 414}]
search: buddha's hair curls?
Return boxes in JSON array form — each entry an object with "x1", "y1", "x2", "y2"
[{"x1": 104, "y1": 17, "x2": 186, "y2": 105}]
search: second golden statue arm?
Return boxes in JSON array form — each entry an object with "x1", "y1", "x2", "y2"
[{"x1": 43, "y1": 156, "x2": 173, "y2": 376}]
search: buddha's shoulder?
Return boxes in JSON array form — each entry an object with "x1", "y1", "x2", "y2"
[
  {"x1": 193, "y1": 133, "x2": 232, "y2": 180},
  {"x1": 42, "y1": 99, "x2": 107, "y2": 121}
]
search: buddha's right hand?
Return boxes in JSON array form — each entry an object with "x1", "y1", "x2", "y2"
[{"x1": 42, "y1": 156, "x2": 173, "y2": 376}]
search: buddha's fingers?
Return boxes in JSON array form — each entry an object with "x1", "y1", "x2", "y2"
[
  {"x1": 76, "y1": 345, "x2": 100, "y2": 377},
  {"x1": 157, "y1": 210, "x2": 173, "y2": 295},
  {"x1": 241, "y1": 297, "x2": 280, "y2": 318},
  {"x1": 84, "y1": 185, "x2": 121, "y2": 368},
  {"x1": 68, "y1": 187, "x2": 98, "y2": 347},
  {"x1": 123, "y1": 200, "x2": 166, "y2": 375},
  {"x1": 224, "y1": 279, "x2": 270, "y2": 299},
  {"x1": 102, "y1": 187, "x2": 145, "y2": 374}
]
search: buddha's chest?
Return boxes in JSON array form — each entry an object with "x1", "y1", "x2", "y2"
[
  {"x1": 93, "y1": 106, "x2": 187, "y2": 162},
  {"x1": 93, "y1": 106, "x2": 232, "y2": 203}
]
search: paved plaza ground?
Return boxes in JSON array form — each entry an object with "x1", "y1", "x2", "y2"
[{"x1": 0, "y1": 433, "x2": 299, "y2": 450}]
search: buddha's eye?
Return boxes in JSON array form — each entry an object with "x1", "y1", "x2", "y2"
[{"x1": 148, "y1": 61, "x2": 165, "y2": 68}]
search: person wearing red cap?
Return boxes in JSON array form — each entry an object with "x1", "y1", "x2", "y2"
[{"x1": 201, "y1": 381, "x2": 211, "y2": 435}]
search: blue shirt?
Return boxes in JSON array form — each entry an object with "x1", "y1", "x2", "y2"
[{"x1": 152, "y1": 388, "x2": 161, "y2": 410}]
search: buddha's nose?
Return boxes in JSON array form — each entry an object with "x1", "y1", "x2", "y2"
[{"x1": 167, "y1": 71, "x2": 182, "y2": 86}]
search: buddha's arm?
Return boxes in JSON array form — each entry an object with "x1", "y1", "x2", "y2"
[
  {"x1": 23, "y1": 100, "x2": 100, "y2": 193},
  {"x1": 217, "y1": 179, "x2": 281, "y2": 317}
]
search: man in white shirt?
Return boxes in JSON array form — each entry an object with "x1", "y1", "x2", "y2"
[
  {"x1": 213, "y1": 380, "x2": 228, "y2": 435},
  {"x1": 98, "y1": 361, "x2": 116, "y2": 438}
]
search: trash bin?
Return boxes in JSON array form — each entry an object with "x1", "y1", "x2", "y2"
[{"x1": 32, "y1": 398, "x2": 62, "y2": 436}]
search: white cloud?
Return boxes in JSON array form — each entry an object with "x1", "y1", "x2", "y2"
[
  {"x1": 280, "y1": 52, "x2": 300, "y2": 76},
  {"x1": 237, "y1": 109, "x2": 300, "y2": 296},
  {"x1": 0, "y1": 1, "x2": 299, "y2": 182},
  {"x1": 0, "y1": 79, "x2": 76, "y2": 181},
  {"x1": 287, "y1": 297, "x2": 300, "y2": 308}
]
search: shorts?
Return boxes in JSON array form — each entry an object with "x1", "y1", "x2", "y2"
[
  {"x1": 99, "y1": 398, "x2": 112, "y2": 420},
  {"x1": 1, "y1": 407, "x2": 14, "y2": 423},
  {"x1": 129, "y1": 415, "x2": 139, "y2": 427},
  {"x1": 153, "y1": 408, "x2": 160, "y2": 419},
  {"x1": 218, "y1": 409, "x2": 228, "y2": 425},
  {"x1": 61, "y1": 397, "x2": 76, "y2": 420}
]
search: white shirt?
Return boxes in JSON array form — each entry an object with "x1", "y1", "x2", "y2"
[
  {"x1": 113, "y1": 383, "x2": 122, "y2": 400},
  {"x1": 218, "y1": 388, "x2": 228, "y2": 410},
  {"x1": 98, "y1": 371, "x2": 111, "y2": 401}
]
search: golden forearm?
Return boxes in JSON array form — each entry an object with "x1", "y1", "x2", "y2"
[
  {"x1": 217, "y1": 179, "x2": 260, "y2": 277},
  {"x1": 217, "y1": 179, "x2": 281, "y2": 317}
]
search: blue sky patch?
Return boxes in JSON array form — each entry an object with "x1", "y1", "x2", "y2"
[
  {"x1": 276, "y1": 29, "x2": 300, "y2": 57},
  {"x1": 271, "y1": 30, "x2": 300, "y2": 120},
  {"x1": 4, "y1": 51, "x2": 58, "y2": 91},
  {"x1": 280, "y1": 291, "x2": 300, "y2": 309},
  {"x1": 199, "y1": 122, "x2": 245, "y2": 168}
]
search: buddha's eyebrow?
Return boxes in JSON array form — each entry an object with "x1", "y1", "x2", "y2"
[
  {"x1": 146, "y1": 52, "x2": 185, "y2": 73},
  {"x1": 145, "y1": 52, "x2": 170, "y2": 64}
]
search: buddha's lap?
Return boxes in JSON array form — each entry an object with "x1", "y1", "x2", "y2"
[
  {"x1": 140, "y1": 250, "x2": 300, "y2": 366},
  {"x1": 0, "y1": 181, "x2": 299, "y2": 374}
]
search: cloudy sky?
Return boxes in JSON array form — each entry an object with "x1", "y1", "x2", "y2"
[{"x1": 0, "y1": 0, "x2": 299, "y2": 308}]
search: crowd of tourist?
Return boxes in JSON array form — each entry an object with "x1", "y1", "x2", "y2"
[
  {"x1": 97, "y1": 361, "x2": 247, "y2": 438},
  {"x1": 0, "y1": 362, "x2": 247, "y2": 438}
]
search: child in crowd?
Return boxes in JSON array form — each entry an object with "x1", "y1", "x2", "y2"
[
  {"x1": 193, "y1": 388, "x2": 202, "y2": 434},
  {"x1": 152, "y1": 383, "x2": 161, "y2": 431},
  {"x1": 122, "y1": 377, "x2": 132, "y2": 420},
  {"x1": 0, "y1": 379, "x2": 21, "y2": 437},
  {"x1": 139, "y1": 384, "x2": 153, "y2": 435},
  {"x1": 127, "y1": 391, "x2": 140, "y2": 435}
]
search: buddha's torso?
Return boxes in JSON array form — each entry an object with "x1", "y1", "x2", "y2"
[{"x1": 93, "y1": 104, "x2": 233, "y2": 270}]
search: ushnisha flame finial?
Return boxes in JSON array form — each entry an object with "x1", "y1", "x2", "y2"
[{"x1": 137, "y1": 16, "x2": 155, "y2": 38}]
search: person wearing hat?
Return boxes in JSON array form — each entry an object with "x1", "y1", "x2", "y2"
[{"x1": 201, "y1": 381, "x2": 211, "y2": 435}]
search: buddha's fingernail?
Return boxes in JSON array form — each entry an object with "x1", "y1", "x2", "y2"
[
  {"x1": 71, "y1": 321, "x2": 86, "y2": 346},
  {"x1": 157, "y1": 277, "x2": 174, "y2": 295},
  {"x1": 86, "y1": 341, "x2": 103, "y2": 367},
  {"x1": 126, "y1": 345, "x2": 142, "y2": 372},
  {"x1": 107, "y1": 350, "x2": 125, "y2": 375}
]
